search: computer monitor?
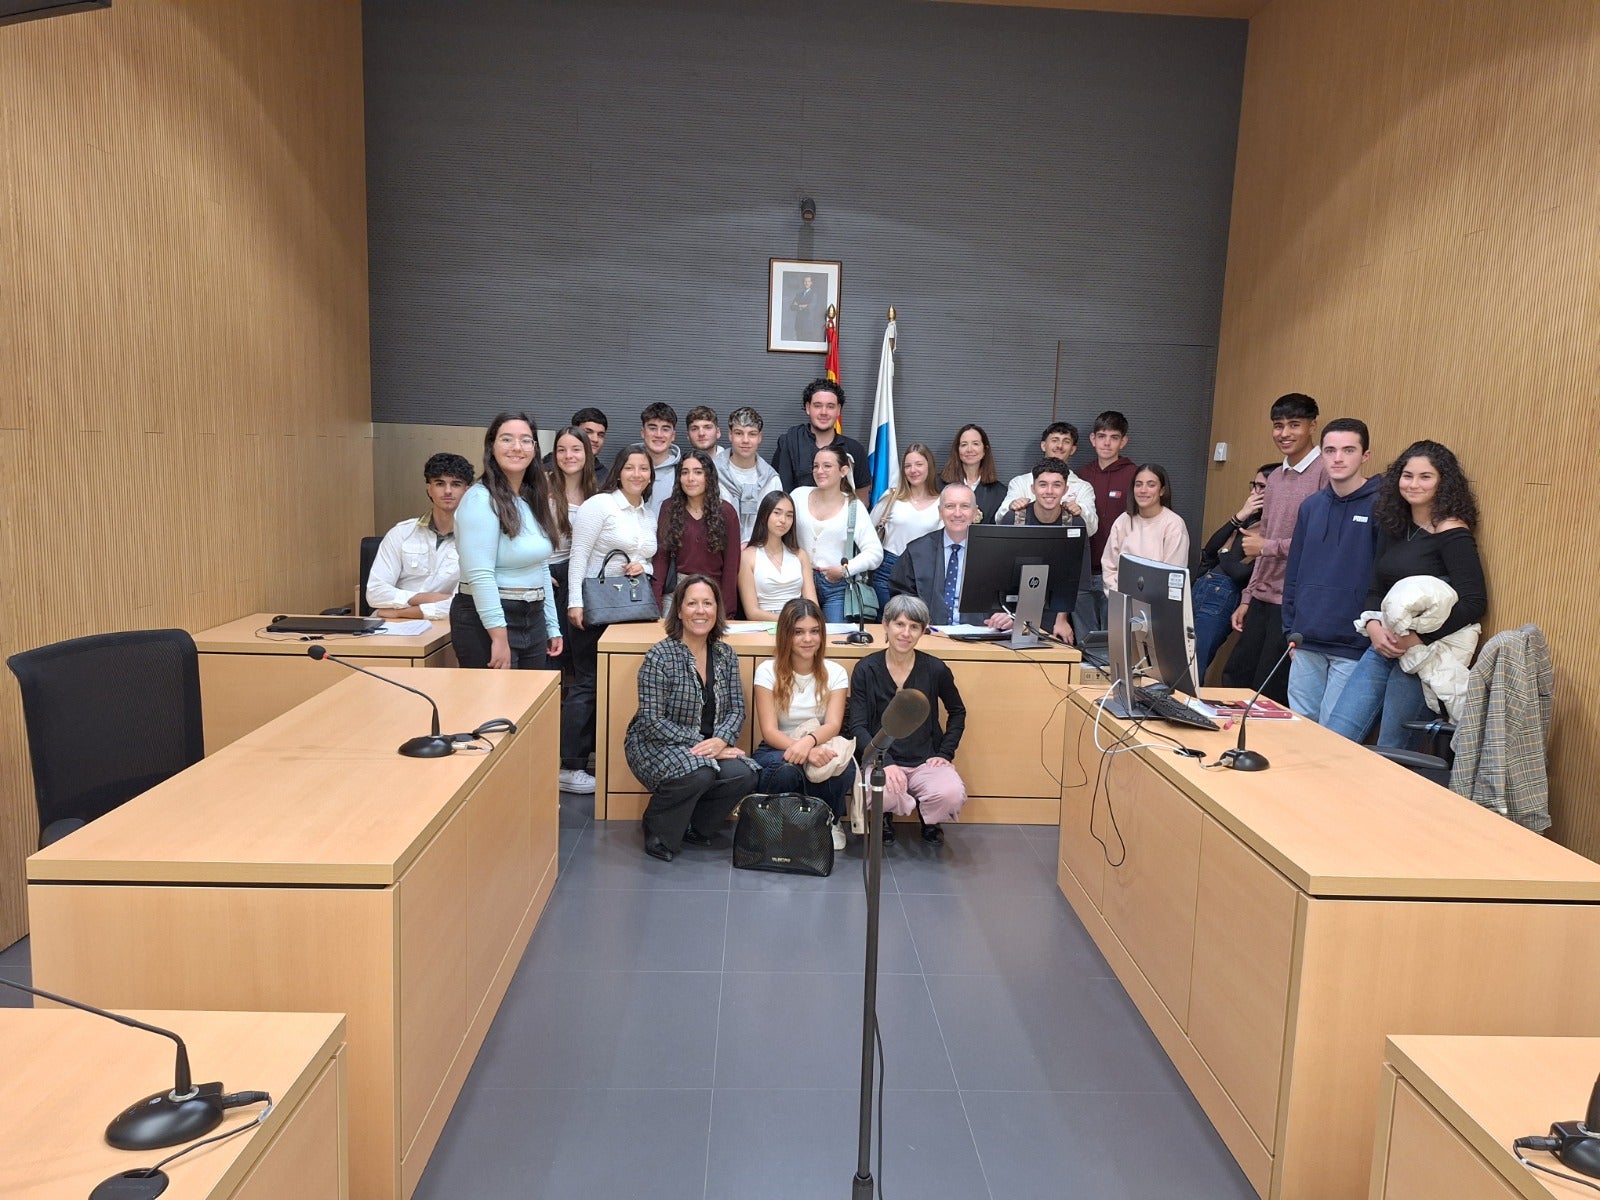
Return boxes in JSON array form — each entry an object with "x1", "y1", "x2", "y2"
[
  {"x1": 957, "y1": 521, "x2": 1086, "y2": 649},
  {"x1": 1104, "y1": 551, "x2": 1198, "y2": 717}
]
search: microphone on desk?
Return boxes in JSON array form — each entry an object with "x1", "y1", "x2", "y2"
[
  {"x1": 0, "y1": 974, "x2": 227, "y2": 1164},
  {"x1": 1217, "y1": 631, "x2": 1302, "y2": 773},
  {"x1": 306, "y1": 645, "x2": 453, "y2": 758},
  {"x1": 1512, "y1": 1073, "x2": 1600, "y2": 1184}
]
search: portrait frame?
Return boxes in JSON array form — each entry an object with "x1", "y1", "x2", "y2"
[{"x1": 767, "y1": 258, "x2": 841, "y2": 353}]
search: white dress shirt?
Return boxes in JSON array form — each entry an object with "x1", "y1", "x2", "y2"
[
  {"x1": 366, "y1": 514, "x2": 459, "y2": 620},
  {"x1": 568, "y1": 491, "x2": 658, "y2": 590}
]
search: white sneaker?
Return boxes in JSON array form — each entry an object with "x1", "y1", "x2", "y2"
[
  {"x1": 559, "y1": 768, "x2": 596, "y2": 794},
  {"x1": 832, "y1": 822, "x2": 847, "y2": 851}
]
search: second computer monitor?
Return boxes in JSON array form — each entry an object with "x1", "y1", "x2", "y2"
[{"x1": 1107, "y1": 551, "x2": 1199, "y2": 701}]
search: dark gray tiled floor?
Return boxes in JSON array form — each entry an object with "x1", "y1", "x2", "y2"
[
  {"x1": 0, "y1": 796, "x2": 1255, "y2": 1198},
  {"x1": 411, "y1": 792, "x2": 1258, "y2": 1199}
]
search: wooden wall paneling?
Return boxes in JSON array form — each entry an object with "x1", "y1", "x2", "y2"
[
  {"x1": 372, "y1": 423, "x2": 487, "y2": 535},
  {"x1": 1209, "y1": 0, "x2": 1600, "y2": 856},
  {"x1": 0, "y1": 0, "x2": 372, "y2": 947}
]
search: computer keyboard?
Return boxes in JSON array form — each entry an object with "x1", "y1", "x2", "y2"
[{"x1": 1133, "y1": 686, "x2": 1221, "y2": 732}]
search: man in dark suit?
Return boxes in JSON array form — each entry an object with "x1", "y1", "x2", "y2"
[
  {"x1": 790, "y1": 274, "x2": 824, "y2": 342},
  {"x1": 888, "y1": 484, "x2": 1012, "y2": 629}
]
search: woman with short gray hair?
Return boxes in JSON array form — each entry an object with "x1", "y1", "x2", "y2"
[{"x1": 845, "y1": 593, "x2": 968, "y2": 845}]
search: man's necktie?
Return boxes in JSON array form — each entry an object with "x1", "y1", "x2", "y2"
[{"x1": 943, "y1": 543, "x2": 961, "y2": 621}]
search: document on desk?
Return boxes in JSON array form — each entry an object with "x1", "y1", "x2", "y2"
[
  {"x1": 932, "y1": 623, "x2": 1001, "y2": 637},
  {"x1": 377, "y1": 619, "x2": 433, "y2": 635}
]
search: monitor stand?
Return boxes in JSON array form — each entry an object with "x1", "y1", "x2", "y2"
[
  {"x1": 1101, "y1": 589, "x2": 1143, "y2": 718},
  {"x1": 1007, "y1": 565, "x2": 1049, "y2": 650}
]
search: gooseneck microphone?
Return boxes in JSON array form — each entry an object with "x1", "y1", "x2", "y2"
[
  {"x1": 306, "y1": 645, "x2": 453, "y2": 757},
  {"x1": 0, "y1": 975, "x2": 224, "y2": 1152},
  {"x1": 860, "y1": 687, "x2": 930, "y2": 764},
  {"x1": 1218, "y1": 631, "x2": 1302, "y2": 773}
]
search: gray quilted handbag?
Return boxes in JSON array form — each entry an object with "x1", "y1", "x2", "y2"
[{"x1": 581, "y1": 549, "x2": 661, "y2": 626}]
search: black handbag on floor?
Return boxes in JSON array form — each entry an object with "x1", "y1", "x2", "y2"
[{"x1": 732, "y1": 792, "x2": 834, "y2": 877}]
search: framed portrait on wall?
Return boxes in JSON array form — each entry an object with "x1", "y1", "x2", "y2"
[{"x1": 768, "y1": 258, "x2": 841, "y2": 353}]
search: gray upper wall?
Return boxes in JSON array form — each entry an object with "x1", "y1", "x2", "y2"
[{"x1": 363, "y1": 0, "x2": 1247, "y2": 540}]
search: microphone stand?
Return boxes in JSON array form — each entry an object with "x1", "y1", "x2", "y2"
[
  {"x1": 852, "y1": 751, "x2": 887, "y2": 1200},
  {"x1": 1218, "y1": 632, "x2": 1302, "y2": 772},
  {"x1": 847, "y1": 687, "x2": 927, "y2": 1197}
]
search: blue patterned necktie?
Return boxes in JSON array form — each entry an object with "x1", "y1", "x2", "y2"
[{"x1": 943, "y1": 543, "x2": 961, "y2": 621}]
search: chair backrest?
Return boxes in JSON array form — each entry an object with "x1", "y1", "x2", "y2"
[
  {"x1": 358, "y1": 535, "x2": 385, "y2": 616},
  {"x1": 6, "y1": 629, "x2": 204, "y2": 846}
]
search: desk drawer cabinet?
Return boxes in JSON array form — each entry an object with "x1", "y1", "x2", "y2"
[{"x1": 1376, "y1": 1076, "x2": 1521, "y2": 1200}]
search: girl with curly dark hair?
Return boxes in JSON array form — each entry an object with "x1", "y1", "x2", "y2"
[
  {"x1": 651, "y1": 450, "x2": 741, "y2": 616},
  {"x1": 1325, "y1": 440, "x2": 1487, "y2": 747}
]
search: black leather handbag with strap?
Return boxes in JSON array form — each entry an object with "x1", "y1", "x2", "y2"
[
  {"x1": 581, "y1": 549, "x2": 661, "y2": 627},
  {"x1": 732, "y1": 791, "x2": 834, "y2": 876}
]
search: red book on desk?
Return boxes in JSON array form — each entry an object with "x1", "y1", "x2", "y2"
[{"x1": 1209, "y1": 697, "x2": 1296, "y2": 720}]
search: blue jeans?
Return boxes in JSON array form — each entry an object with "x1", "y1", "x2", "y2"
[
  {"x1": 1285, "y1": 649, "x2": 1359, "y2": 724},
  {"x1": 1324, "y1": 647, "x2": 1430, "y2": 747},
  {"x1": 872, "y1": 553, "x2": 899, "y2": 615},
  {"x1": 1190, "y1": 571, "x2": 1240, "y2": 684},
  {"x1": 752, "y1": 744, "x2": 858, "y2": 819},
  {"x1": 815, "y1": 571, "x2": 847, "y2": 623}
]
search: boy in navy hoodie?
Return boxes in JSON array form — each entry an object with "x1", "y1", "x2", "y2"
[{"x1": 1281, "y1": 418, "x2": 1381, "y2": 722}]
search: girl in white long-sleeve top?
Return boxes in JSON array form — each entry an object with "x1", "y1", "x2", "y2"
[{"x1": 558, "y1": 444, "x2": 658, "y2": 794}]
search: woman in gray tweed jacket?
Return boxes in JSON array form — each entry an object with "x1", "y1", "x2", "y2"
[{"x1": 624, "y1": 574, "x2": 758, "y2": 861}]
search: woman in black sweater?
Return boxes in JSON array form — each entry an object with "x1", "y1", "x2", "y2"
[
  {"x1": 846, "y1": 593, "x2": 967, "y2": 845},
  {"x1": 1325, "y1": 441, "x2": 1486, "y2": 747},
  {"x1": 1192, "y1": 463, "x2": 1276, "y2": 681}
]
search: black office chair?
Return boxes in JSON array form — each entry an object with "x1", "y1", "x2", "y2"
[
  {"x1": 6, "y1": 629, "x2": 205, "y2": 846},
  {"x1": 321, "y1": 534, "x2": 386, "y2": 616},
  {"x1": 358, "y1": 534, "x2": 384, "y2": 616}
]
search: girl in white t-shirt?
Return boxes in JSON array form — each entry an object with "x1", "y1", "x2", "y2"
[
  {"x1": 752, "y1": 598, "x2": 857, "y2": 841},
  {"x1": 868, "y1": 442, "x2": 942, "y2": 613}
]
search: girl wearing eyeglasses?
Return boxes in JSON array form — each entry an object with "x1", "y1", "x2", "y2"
[
  {"x1": 451, "y1": 411, "x2": 564, "y2": 672},
  {"x1": 1191, "y1": 464, "x2": 1277, "y2": 682}
]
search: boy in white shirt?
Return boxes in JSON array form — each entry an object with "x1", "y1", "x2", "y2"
[
  {"x1": 1001, "y1": 421, "x2": 1097, "y2": 533},
  {"x1": 366, "y1": 452, "x2": 474, "y2": 620}
]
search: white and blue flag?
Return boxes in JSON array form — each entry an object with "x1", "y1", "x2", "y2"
[{"x1": 867, "y1": 318, "x2": 898, "y2": 505}]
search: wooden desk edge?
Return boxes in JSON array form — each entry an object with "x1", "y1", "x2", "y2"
[
  {"x1": 26, "y1": 675, "x2": 560, "y2": 886},
  {"x1": 1381, "y1": 1035, "x2": 1580, "y2": 1200},
  {"x1": 1068, "y1": 688, "x2": 1600, "y2": 901}
]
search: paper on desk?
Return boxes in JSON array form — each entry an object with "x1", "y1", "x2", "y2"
[
  {"x1": 931, "y1": 624, "x2": 997, "y2": 636},
  {"x1": 725, "y1": 623, "x2": 773, "y2": 634},
  {"x1": 377, "y1": 619, "x2": 432, "y2": 635}
]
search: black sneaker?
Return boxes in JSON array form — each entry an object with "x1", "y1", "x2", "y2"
[
  {"x1": 881, "y1": 813, "x2": 897, "y2": 845},
  {"x1": 921, "y1": 823, "x2": 944, "y2": 845}
]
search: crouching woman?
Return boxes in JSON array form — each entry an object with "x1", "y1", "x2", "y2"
[{"x1": 624, "y1": 575, "x2": 757, "y2": 862}]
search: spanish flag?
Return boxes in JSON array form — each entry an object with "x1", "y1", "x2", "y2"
[{"x1": 824, "y1": 304, "x2": 842, "y2": 434}]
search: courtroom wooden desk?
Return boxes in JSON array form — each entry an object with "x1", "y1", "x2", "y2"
[
  {"x1": 26, "y1": 668, "x2": 559, "y2": 1200},
  {"x1": 192, "y1": 613, "x2": 456, "y2": 752},
  {"x1": 1372, "y1": 1035, "x2": 1600, "y2": 1199},
  {"x1": 1056, "y1": 689, "x2": 1600, "y2": 1200},
  {"x1": 2, "y1": 1009, "x2": 347, "y2": 1200},
  {"x1": 594, "y1": 622, "x2": 1081, "y2": 823}
]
